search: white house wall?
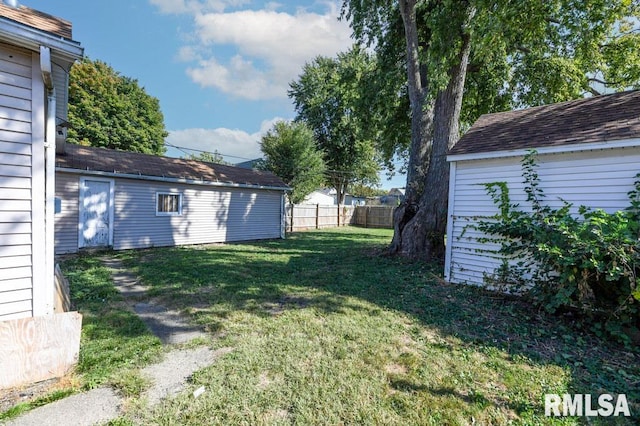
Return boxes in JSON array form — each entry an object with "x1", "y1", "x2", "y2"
[
  {"x1": 446, "y1": 146, "x2": 640, "y2": 286},
  {"x1": 55, "y1": 173, "x2": 284, "y2": 253},
  {"x1": 0, "y1": 42, "x2": 34, "y2": 320}
]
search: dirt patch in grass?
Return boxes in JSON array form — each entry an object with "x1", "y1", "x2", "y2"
[{"x1": 0, "y1": 377, "x2": 74, "y2": 415}]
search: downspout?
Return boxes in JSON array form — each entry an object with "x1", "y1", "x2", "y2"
[{"x1": 40, "y1": 45, "x2": 56, "y2": 315}]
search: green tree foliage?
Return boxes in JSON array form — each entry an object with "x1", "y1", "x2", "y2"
[
  {"x1": 341, "y1": 0, "x2": 640, "y2": 260},
  {"x1": 349, "y1": 183, "x2": 388, "y2": 198},
  {"x1": 67, "y1": 58, "x2": 168, "y2": 155},
  {"x1": 185, "y1": 150, "x2": 229, "y2": 165},
  {"x1": 259, "y1": 121, "x2": 326, "y2": 205},
  {"x1": 289, "y1": 47, "x2": 381, "y2": 204}
]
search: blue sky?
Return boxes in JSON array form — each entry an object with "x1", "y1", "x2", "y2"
[{"x1": 24, "y1": 0, "x2": 406, "y2": 189}]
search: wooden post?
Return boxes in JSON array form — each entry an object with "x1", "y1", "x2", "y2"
[
  {"x1": 337, "y1": 205, "x2": 341, "y2": 227},
  {"x1": 316, "y1": 204, "x2": 320, "y2": 229},
  {"x1": 364, "y1": 206, "x2": 369, "y2": 228}
]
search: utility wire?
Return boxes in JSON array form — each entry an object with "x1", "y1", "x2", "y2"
[{"x1": 164, "y1": 142, "x2": 255, "y2": 161}]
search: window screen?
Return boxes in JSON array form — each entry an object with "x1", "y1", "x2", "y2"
[{"x1": 156, "y1": 193, "x2": 182, "y2": 215}]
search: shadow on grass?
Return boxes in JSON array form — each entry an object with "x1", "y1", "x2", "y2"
[{"x1": 111, "y1": 228, "x2": 639, "y2": 421}]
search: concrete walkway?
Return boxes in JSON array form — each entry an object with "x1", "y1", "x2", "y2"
[
  {"x1": 6, "y1": 256, "x2": 228, "y2": 426},
  {"x1": 101, "y1": 257, "x2": 207, "y2": 345}
]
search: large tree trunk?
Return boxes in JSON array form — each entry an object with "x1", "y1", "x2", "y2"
[
  {"x1": 389, "y1": 0, "x2": 433, "y2": 254},
  {"x1": 390, "y1": 12, "x2": 472, "y2": 261}
]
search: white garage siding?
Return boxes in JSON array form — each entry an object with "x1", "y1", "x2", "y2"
[
  {"x1": 54, "y1": 172, "x2": 79, "y2": 254},
  {"x1": 0, "y1": 42, "x2": 33, "y2": 320},
  {"x1": 112, "y1": 179, "x2": 283, "y2": 250},
  {"x1": 445, "y1": 145, "x2": 640, "y2": 286},
  {"x1": 54, "y1": 173, "x2": 285, "y2": 253}
]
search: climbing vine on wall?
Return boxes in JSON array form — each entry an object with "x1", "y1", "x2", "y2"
[{"x1": 473, "y1": 150, "x2": 640, "y2": 343}]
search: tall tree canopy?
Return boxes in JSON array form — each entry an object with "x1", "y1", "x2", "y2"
[
  {"x1": 289, "y1": 47, "x2": 381, "y2": 204},
  {"x1": 260, "y1": 121, "x2": 326, "y2": 205},
  {"x1": 67, "y1": 58, "x2": 168, "y2": 155},
  {"x1": 342, "y1": 0, "x2": 640, "y2": 260}
]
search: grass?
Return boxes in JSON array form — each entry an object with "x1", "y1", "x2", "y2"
[
  {"x1": 4, "y1": 227, "x2": 638, "y2": 424},
  {"x1": 109, "y1": 227, "x2": 639, "y2": 425}
]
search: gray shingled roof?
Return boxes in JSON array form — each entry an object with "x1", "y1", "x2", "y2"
[
  {"x1": 0, "y1": 3, "x2": 72, "y2": 39},
  {"x1": 449, "y1": 90, "x2": 640, "y2": 156},
  {"x1": 56, "y1": 144, "x2": 289, "y2": 189}
]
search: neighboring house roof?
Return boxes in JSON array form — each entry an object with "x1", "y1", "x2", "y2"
[
  {"x1": 0, "y1": 3, "x2": 72, "y2": 39},
  {"x1": 450, "y1": 90, "x2": 640, "y2": 156},
  {"x1": 388, "y1": 188, "x2": 405, "y2": 196},
  {"x1": 56, "y1": 144, "x2": 289, "y2": 190}
]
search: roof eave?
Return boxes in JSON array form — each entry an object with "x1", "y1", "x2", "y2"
[
  {"x1": 55, "y1": 167, "x2": 290, "y2": 192},
  {"x1": 447, "y1": 137, "x2": 640, "y2": 162},
  {"x1": 0, "y1": 17, "x2": 83, "y2": 63}
]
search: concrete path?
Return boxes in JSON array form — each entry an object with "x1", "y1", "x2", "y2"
[
  {"x1": 5, "y1": 388, "x2": 121, "y2": 426},
  {"x1": 101, "y1": 257, "x2": 208, "y2": 345},
  {"x1": 6, "y1": 256, "x2": 227, "y2": 426}
]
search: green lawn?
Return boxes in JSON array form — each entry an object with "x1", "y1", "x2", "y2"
[
  {"x1": 6, "y1": 227, "x2": 637, "y2": 424},
  {"x1": 113, "y1": 227, "x2": 638, "y2": 425}
]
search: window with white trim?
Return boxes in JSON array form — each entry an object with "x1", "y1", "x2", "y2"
[{"x1": 156, "y1": 192, "x2": 182, "y2": 216}]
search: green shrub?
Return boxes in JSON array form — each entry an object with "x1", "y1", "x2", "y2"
[{"x1": 473, "y1": 150, "x2": 640, "y2": 343}]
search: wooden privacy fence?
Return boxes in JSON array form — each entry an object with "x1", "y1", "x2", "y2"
[
  {"x1": 285, "y1": 204, "x2": 355, "y2": 231},
  {"x1": 285, "y1": 204, "x2": 395, "y2": 231},
  {"x1": 352, "y1": 205, "x2": 396, "y2": 229}
]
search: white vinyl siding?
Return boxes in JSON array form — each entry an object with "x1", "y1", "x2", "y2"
[
  {"x1": 54, "y1": 173, "x2": 80, "y2": 254},
  {"x1": 54, "y1": 173, "x2": 285, "y2": 253},
  {"x1": 0, "y1": 42, "x2": 33, "y2": 320},
  {"x1": 114, "y1": 180, "x2": 282, "y2": 250},
  {"x1": 446, "y1": 146, "x2": 640, "y2": 286}
]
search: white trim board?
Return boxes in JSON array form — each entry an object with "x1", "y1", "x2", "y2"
[{"x1": 447, "y1": 137, "x2": 640, "y2": 163}]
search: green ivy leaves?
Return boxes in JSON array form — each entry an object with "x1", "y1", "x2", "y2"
[{"x1": 475, "y1": 150, "x2": 640, "y2": 344}]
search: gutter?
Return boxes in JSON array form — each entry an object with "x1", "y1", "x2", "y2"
[
  {"x1": 447, "y1": 137, "x2": 640, "y2": 163},
  {"x1": 0, "y1": 17, "x2": 83, "y2": 62},
  {"x1": 55, "y1": 167, "x2": 291, "y2": 193}
]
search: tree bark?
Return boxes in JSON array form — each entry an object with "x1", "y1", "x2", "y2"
[
  {"x1": 390, "y1": 6, "x2": 473, "y2": 261},
  {"x1": 389, "y1": 0, "x2": 433, "y2": 254}
]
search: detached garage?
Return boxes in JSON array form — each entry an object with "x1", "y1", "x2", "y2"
[
  {"x1": 445, "y1": 90, "x2": 640, "y2": 286},
  {"x1": 55, "y1": 144, "x2": 288, "y2": 254}
]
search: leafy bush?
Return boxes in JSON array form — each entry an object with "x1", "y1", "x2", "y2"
[{"x1": 473, "y1": 151, "x2": 640, "y2": 343}]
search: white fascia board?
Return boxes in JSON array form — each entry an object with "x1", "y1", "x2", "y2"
[
  {"x1": 447, "y1": 137, "x2": 640, "y2": 163},
  {"x1": 56, "y1": 167, "x2": 291, "y2": 192},
  {"x1": 0, "y1": 17, "x2": 83, "y2": 63}
]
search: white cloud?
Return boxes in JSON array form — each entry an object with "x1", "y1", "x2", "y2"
[
  {"x1": 186, "y1": 55, "x2": 284, "y2": 100},
  {"x1": 189, "y1": 7, "x2": 351, "y2": 99},
  {"x1": 175, "y1": 46, "x2": 201, "y2": 62},
  {"x1": 165, "y1": 117, "x2": 286, "y2": 161},
  {"x1": 151, "y1": 0, "x2": 352, "y2": 100}
]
